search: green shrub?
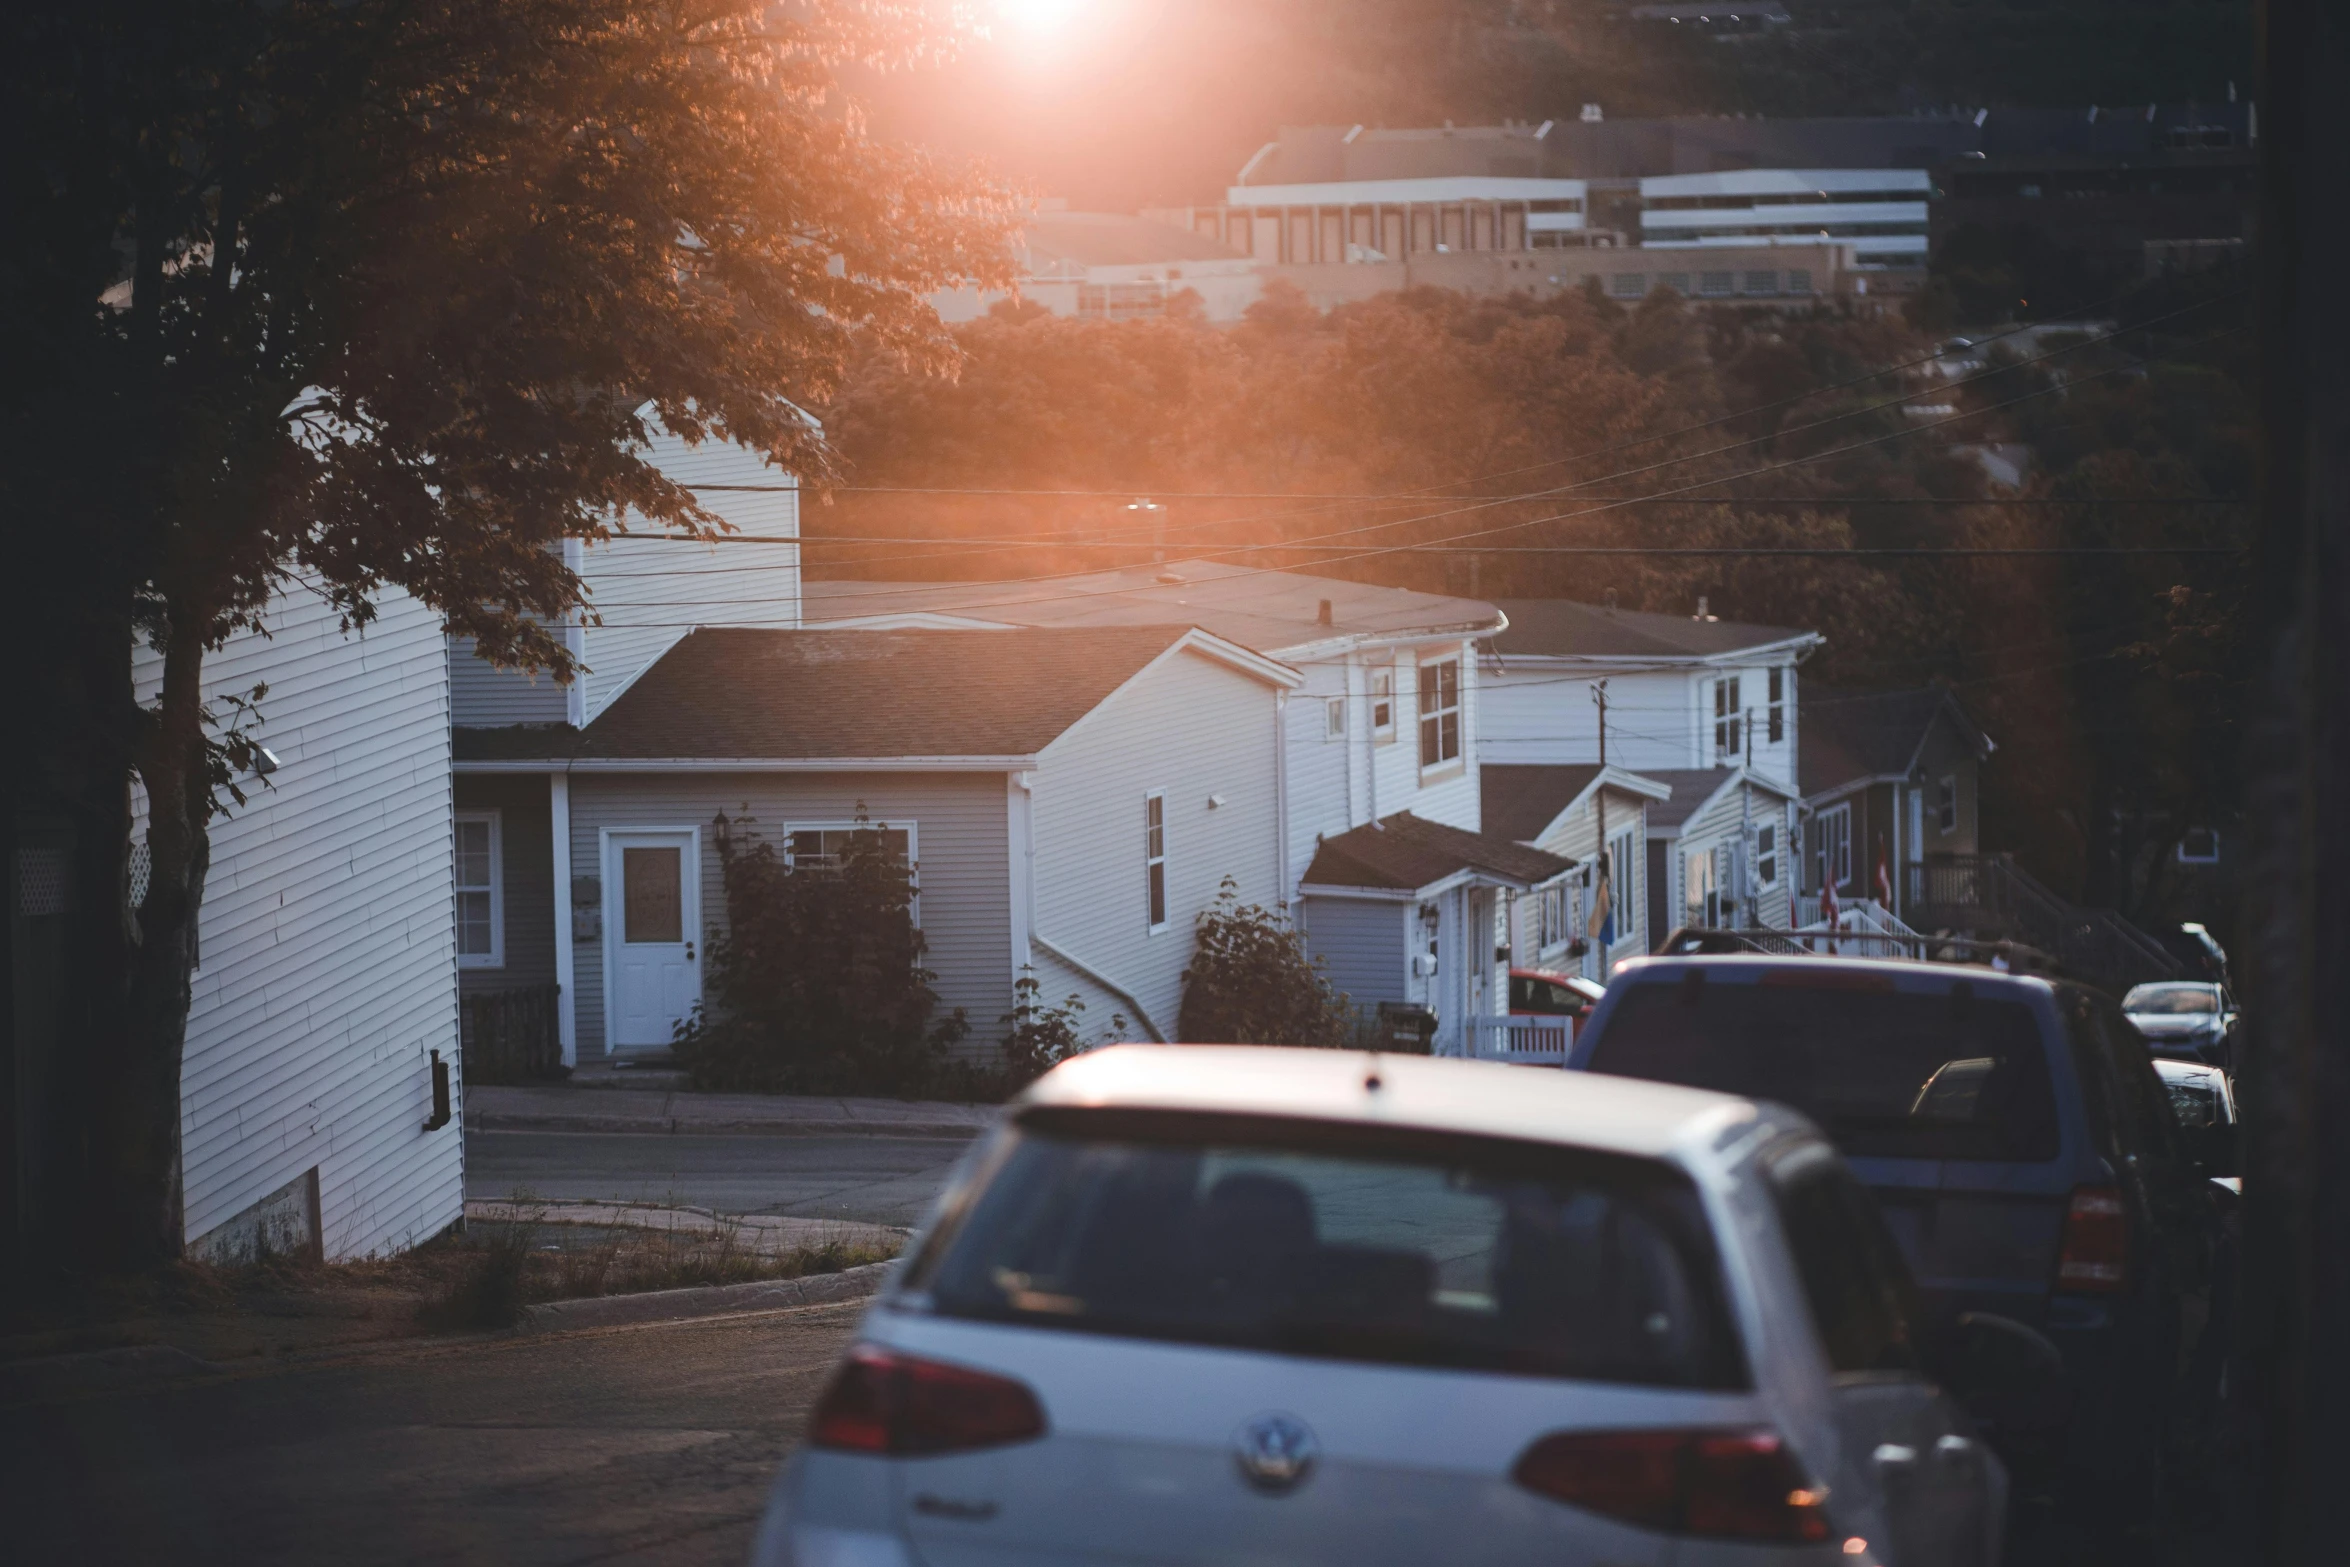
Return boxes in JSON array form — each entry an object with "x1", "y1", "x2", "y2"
[
  {"x1": 675, "y1": 811, "x2": 967, "y2": 1094},
  {"x1": 1177, "y1": 879, "x2": 1353, "y2": 1047}
]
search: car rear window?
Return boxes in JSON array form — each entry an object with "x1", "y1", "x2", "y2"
[
  {"x1": 902, "y1": 1108, "x2": 1746, "y2": 1390},
  {"x1": 1585, "y1": 977, "x2": 2061, "y2": 1162}
]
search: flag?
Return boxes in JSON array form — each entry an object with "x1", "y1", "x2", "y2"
[{"x1": 1588, "y1": 856, "x2": 1614, "y2": 947}]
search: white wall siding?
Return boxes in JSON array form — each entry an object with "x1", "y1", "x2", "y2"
[
  {"x1": 155, "y1": 581, "x2": 463, "y2": 1260},
  {"x1": 1301, "y1": 896, "x2": 1410, "y2": 1009},
  {"x1": 448, "y1": 634, "x2": 568, "y2": 727},
  {"x1": 1478, "y1": 660, "x2": 1801, "y2": 794},
  {"x1": 1285, "y1": 663, "x2": 1352, "y2": 893},
  {"x1": 566, "y1": 772, "x2": 1011, "y2": 1059},
  {"x1": 1032, "y1": 649, "x2": 1284, "y2": 1042}
]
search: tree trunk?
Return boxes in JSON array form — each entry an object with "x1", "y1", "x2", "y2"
[{"x1": 99, "y1": 616, "x2": 216, "y2": 1269}]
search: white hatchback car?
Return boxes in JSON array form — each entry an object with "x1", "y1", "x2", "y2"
[{"x1": 752, "y1": 1047, "x2": 2010, "y2": 1567}]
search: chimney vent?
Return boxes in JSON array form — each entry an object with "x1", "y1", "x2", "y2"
[{"x1": 1316, "y1": 598, "x2": 1334, "y2": 626}]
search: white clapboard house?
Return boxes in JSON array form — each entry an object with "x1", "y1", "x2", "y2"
[
  {"x1": 1479, "y1": 597, "x2": 1822, "y2": 941},
  {"x1": 455, "y1": 625, "x2": 1298, "y2": 1057},
  {"x1": 1480, "y1": 763, "x2": 1676, "y2": 977},
  {"x1": 806, "y1": 563, "x2": 1584, "y2": 1053},
  {"x1": 130, "y1": 580, "x2": 464, "y2": 1263}
]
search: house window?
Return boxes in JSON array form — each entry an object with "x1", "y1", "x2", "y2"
[
  {"x1": 1144, "y1": 791, "x2": 1168, "y2": 931},
  {"x1": 1767, "y1": 667, "x2": 1786, "y2": 744},
  {"x1": 1787, "y1": 269, "x2": 1813, "y2": 295},
  {"x1": 1370, "y1": 668, "x2": 1396, "y2": 740},
  {"x1": 1816, "y1": 803, "x2": 1853, "y2": 890},
  {"x1": 1418, "y1": 657, "x2": 1462, "y2": 770},
  {"x1": 1935, "y1": 775, "x2": 1958, "y2": 835},
  {"x1": 1531, "y1": 883, "x2": 1570, "y2": 953},
  {"x1": 1700, "y1": 271, "x2": 1735, "y2": 297},
  {"x1": 1714, "y1": 675, "x2": 1743, "y2": 760},
  {"x1": 1757, "y1": 822, "x2": 1779, "y2": 887},
  {"x1": 1686, "y1": 845, "x2": 1719, "y2": 929},
  {"x1": 1326, "y1": 697, "x2": 1347, "y2": 739},
  {"x1": 1609, "y1": 272, "x2": 1648, "y2": 299},
  {"x1": 1609, "y1": 828, "x2": 1638, "y2": 939},
  {"x1": 785, "y1": 823, "x2": 918, "y2": 920},
  {"x1": 454, "y1": 810, "x2": 503, "y2": 967},
  {"x1": 2178, "y1": 827, "x2": 2220, "y2": 865},
  {"x1": 1742, "y1": 270, "x2": 1779, "y2": 295}
]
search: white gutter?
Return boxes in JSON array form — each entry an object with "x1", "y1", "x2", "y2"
[
  {"x1": 1033, "y1": 934, "x2": 1166, "y2": 1043},
  {"x1": 454, "y1": 755, "x2": 1043, "y2": 774}
]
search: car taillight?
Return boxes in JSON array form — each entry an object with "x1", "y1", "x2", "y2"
[
  {"x1": 1512, "y1": 1427, "x2": 1832, "y2": 1543},
  {"x1": 2056, "y1": 1183, "x2": 2129, "y2": 1292},
  {"x1": 809, "y1": 1344, "x2": 1047, "y2": 1456}
]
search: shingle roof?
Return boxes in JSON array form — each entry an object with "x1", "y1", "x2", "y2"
[
  {"x1": 1638, "y1": 766, "x2": 1801, "y2": 832},
  {"x1": 1302, "y1": 812, "x2": 1572, "y2": 894},
  {"x1": 1481, "y1": 765, "x2": 1605, "y2": 843},
  {"x1": 461, "y1": 627, "x2": 1237, "y2": 762},
  {"x1": 1487, "y1": 598, "x2": 1817, "y2": 659},
  {"x1": 1480, "y1": 764, "x2": 1674, "y2": 844},
  {"x1": 806, "y1": 562, "x2": 1501, "y2": 657},
  {"x1": 1801, "y1": 687, "x2": 1988, "y2": 796}
]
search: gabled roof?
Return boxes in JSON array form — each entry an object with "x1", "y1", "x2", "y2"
[
  {"x1": 1486, "y1": 598, "x2": 1819, "y2": 661},
  {"x1": 806, "y1": 562, "x2": 1502, "y2": 659},
  {"x1": 455, "y1": 626, "x2": 1293, "y2": 765},
  {"x1": 1801, "y1": 686, "x2": 1992, "y2": 798},
  {"x1": 1639, "y1": 767, "x2": 1799, "y2": 834},
  {"x1": 1302, "y1": 812, "x2": 1572, "y2": 896},
  {"x1": 1481, "y1": 764, "x2": 1675, "y2": 845}
]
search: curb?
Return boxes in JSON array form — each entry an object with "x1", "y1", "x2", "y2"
[
  {"x1": 472, "y1": 1112, "x2": 985, "y2": 1139},
  {"x1": 519, "y1": 1259, "x2": 895, "y2": 1333}
]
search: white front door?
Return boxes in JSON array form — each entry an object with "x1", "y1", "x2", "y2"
[{"x1": 605, "y1": 829, "x2": 700, "y2": 1052}]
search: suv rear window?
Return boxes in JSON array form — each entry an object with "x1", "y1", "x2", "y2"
[
  {"x1": 1585, "y1": 976, "x2": 2061, "y2": 1162},
  {"x1": 903, "y1": 1108, "x2": 1746, "y2": 1390}
]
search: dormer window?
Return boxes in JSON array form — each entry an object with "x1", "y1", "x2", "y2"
[{"x1": 1767, "y1": 667, "x2": 1786, "y2": 744}]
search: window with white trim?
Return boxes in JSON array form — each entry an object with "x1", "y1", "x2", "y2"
[
  {"x1": 1418, "y1": 656, "x2": 1462, "y2": 769},
  {"x1": 1935, "y1": 775, "x2": 1959, "y2": 835},
  {"x1": 1370, "y1": 667, "x2": 1396, "y2": 741},
  {"x1": 1816, "y1": 803, "x2": 1853, "y2": 890},
  {"x1": 1325, "y1": 697, "x2": 1347, "y2": 739},
  {"x1": 454, "y1": 810, "x2": 503, "y2": 967},
  {"x1": 1757, "y1": 821, "x2": 1779, "y2": 887},
  {"x1": 1767, "y1": 667, "x2": 1786, "y2": 744},
  {"x1": 1608, "y1": 827, "x2": 1638, "y2": 939},
  {"x1": 1714, "y1": 675, "x2": 1743, "y2": 760},
  {"x1": 1144, "y1": 791, "x2": 1168, "y2": 931},
  {"x1": 785, "y1": 822, "x2": 919, "y2": 921}
]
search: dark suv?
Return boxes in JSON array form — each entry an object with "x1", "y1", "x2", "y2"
[{"x1": 1567, "y1": 955, "x2": 2215, "y2": 1508}]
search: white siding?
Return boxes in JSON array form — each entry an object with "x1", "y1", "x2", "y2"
[
  {"x1": 1675, "y1": 780, "x2": 1798, "y2": 930},
  {"x1": 450, "y1": 430, "x2": 802, "y2": 728},
  {"x1": 1525, "y1": 785, "x2": 1653, "y2": 963},
  {"x1": 1301, "y1": 896, "x2": 1410, "y2": 1009},
  {"x1": 1285, "y1": 662, "x2": 1352, "y2": 891},
  {"x1": 1478, "y1": 659, "x2": 1801, "y2": 794},
  {"x1": 149, "y1": 581, "x2": 464, "y2": 1260},
  {"x1": 448, "y1": 634, "x2": 568, "y2": 726},
  {"x1": 566, "y1": 772, "x2": 1011, "y2": 1059},
  {"x1": 1032, "y1": 648, "x2": 1284, "y2": 1041}
]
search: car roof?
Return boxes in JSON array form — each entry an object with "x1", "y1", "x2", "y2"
[
  {"x1": 1609, "y1": 951, "x2": 2060, "y2": 997},
  {"x1": 1024, "y1": 1044, "x2": 1787, "y2": 1165}
]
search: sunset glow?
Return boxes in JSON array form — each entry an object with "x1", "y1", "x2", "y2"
[{"x1": 993, "y1": 0, "x2": 1085, "y2": 39}]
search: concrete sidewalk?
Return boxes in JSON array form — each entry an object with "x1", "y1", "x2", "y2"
[{"x1": 465, "y1": 1084, "x2": 997, "y2": 1138}]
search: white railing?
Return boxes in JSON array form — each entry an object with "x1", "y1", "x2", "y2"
[
  {"x1": 1460, "y1": 1015, "x2": 1574, "y2": 1067},
  {"x1": 1791, "y1": 900, "x2": 1924, "y2": 958}
]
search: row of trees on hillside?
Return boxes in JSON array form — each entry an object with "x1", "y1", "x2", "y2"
[{"x1": 810, "y1": 276, "x2": 2253, "y2": 930}]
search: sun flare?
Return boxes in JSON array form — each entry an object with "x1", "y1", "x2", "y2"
[{"x1": 994, "y1": 0, "x2": 1086, "y2": 38}]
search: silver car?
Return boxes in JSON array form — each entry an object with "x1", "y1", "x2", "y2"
[
  {"x1": 752, "y1": 1046, "x2": 2014, "y2": 1566},
  {"x1": 2122, "y1": 982, "x2": 2235, "y2": 1066}
]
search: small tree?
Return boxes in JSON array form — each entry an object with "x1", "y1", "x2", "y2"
[
  {"x1": 995, "y1": 966, "x2": 1127, "y2": 1091},
  {"x1": 1177, "y1": 879, "x2": 1353, "y2": 1047},
  {"x1": 675, "y1": 813, "x2": 965, "y2": 1094}
]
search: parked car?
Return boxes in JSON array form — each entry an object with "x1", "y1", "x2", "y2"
[
  {"x1": 1509, "y1": 968, "x2": 1605, "y2": 1025},
  {"x1": 2151, "y1": 1057, "x2": 2239, "y2": 1183},
  {"x1": 755, "y1": 1046, "x2": 2022, "y2": 1567},
  {"x1": 2121, "y1": 982, "x2": 2236, "y2": 1068},
  {"x1": 1567, "y1": 956, "x2": 2214, "y2": 1529}
]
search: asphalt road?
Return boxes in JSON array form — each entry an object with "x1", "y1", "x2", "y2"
[
  {"x1": 1, "y1": 1301, "x2": 866, "y2": 1567},
  {"x1": 466, "y1": 1129, "x2": 973, "y2": 1228}
]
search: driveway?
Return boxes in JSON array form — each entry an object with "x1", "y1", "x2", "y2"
[
  {"x1": 1, "y1": 1301, "x2": 865, "y2": 1566},
  {"x1": 467, "y1": 1129, "x2": 973, "y2": 1229}
]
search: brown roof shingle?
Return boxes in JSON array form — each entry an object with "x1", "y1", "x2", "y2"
[{"x1": 1302, "y1": 812, "x2": 1572, "y2": 893}]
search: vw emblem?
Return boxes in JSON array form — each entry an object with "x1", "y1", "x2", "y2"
[{"x1": 1233, "y1": 1412, "x2": 1319, "y2": 1493}]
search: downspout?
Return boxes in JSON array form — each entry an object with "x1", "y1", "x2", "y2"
[
  {"x1": 1274, "y1": 691, "x2": 1291, "y2": 907},
  {"x1": 550, "y1": 768, "x2": 577, "y2": 1066}
]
